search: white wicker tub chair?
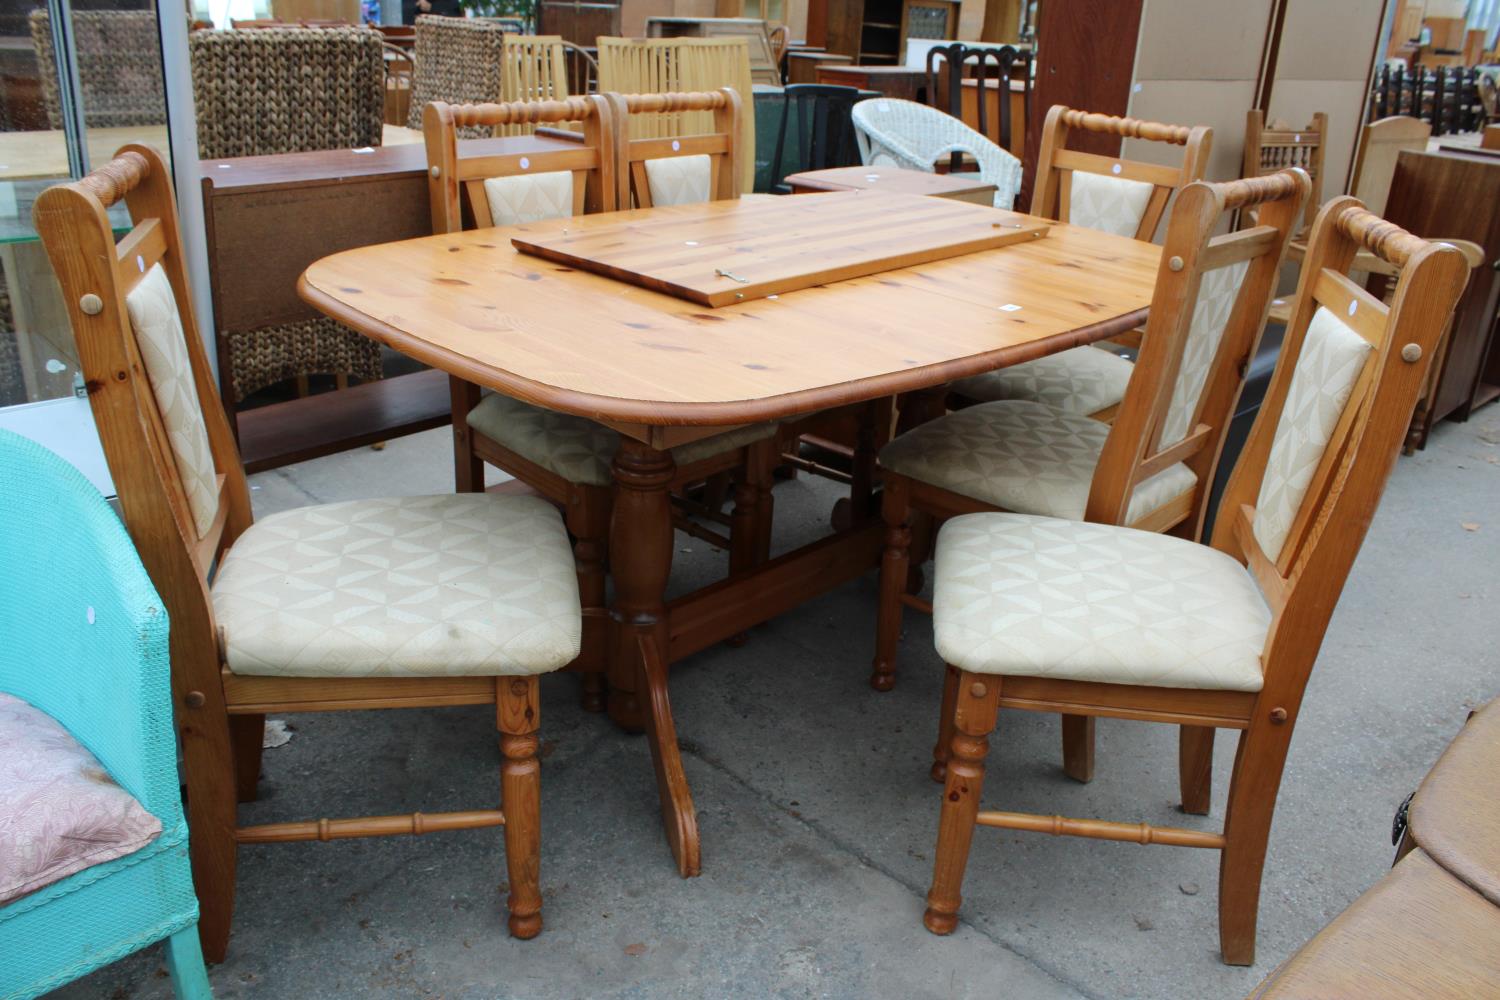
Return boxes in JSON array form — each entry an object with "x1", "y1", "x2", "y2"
[{"x1": 851, "y1": 98, "x2": 1022, "y2": 209}]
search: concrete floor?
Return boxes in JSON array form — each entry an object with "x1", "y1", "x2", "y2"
[{"x1": 57, "y1": 404, "x2": 1499, "y2": 1000}]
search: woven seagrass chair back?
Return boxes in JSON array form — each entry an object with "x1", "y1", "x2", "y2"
[
  {"x1": 30, "y1": 10, "x2": 167, "y2": 129},
  {"x1": 190, "y1": 26, "x2": 384, "y2": 159},
  {"x1": 405, "y1": 15, "x2": 506, "y2": 136}
]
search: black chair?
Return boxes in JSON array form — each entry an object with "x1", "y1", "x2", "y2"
[
  {"x1": 769, "y1": 84, "x2": 865, "y2": 194},
  {"x1": 925, "y1": 42, "x2": 1031, "y2": 171}
]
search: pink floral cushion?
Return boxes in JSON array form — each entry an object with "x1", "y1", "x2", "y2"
[{"x1": 0, "y1": 692, "x2": 161, "y2": 905}]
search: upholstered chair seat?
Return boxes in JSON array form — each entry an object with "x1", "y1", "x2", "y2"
[
  {"x1": 932, "y1": 512, "x2": 1270, "y2": 690},
  {"x1": 211, "y1": 494, "x2": 582, "y2": 678},
  {"x1": 466, "y1": 393, "x2": 776, "y2": 487},
  {"x1": 948, "y1": 346, "x2": 1134, "y2": 416},
  {"x1": 879, "y1": 399, "x2": 1196, "y2": 523}
]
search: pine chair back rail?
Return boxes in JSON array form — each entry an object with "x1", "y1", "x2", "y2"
[
  {"x1": 920, "y1": 196, "x2": 1470, "y2": 965},
  {"x1": 1031, "y1": 105, "x2": 1213, "y2": 242},
  {"x1": 33, "y1": 145, "x2": 585, "y2": 962},
  {"x1": 870, "y1": 169, "x2": 1309, "y2": 692},
  {"x1": 609, "y1": 88, "x2": 743, "y2": 208}
]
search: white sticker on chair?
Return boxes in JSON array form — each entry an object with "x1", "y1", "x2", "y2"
[
  {"x1": 672, "y1": 140, "x2": 681, "y2": 152},
  {"x1": 1112, "y1": 163, "x2": 1122, "y2": 175},
  {"x1": 137, "y1": 255, "x2": 145, "y2": 273},
  {"x1": 520, "y1": 157, "x2": 530, "y2": 170},
  {"x1": 1348, "y1": 300, "x2": 1357, "y2": 317}
]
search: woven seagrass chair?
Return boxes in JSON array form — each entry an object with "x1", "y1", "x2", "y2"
[
  {"x1": 425, "y1": 95, "x2": 777, "y2": 712},
  {"x1": 597, "y1": 36, "x2": 757, "y2": 193},
  {"x1": 405, "y1": 15, "x2": 506, "y2": 136},
  {"x1": 871, "y1": 171, "x2": 1309, "y2": 697},
  {"x1": 29, "y1": 10, "x2": 167, "y2": 128},
  {"x1": 917, "y1": 197, "x2": 1470, "y2": 966},
  {"x1": 0, "y1": 431, "x2": 212, "y2": 999},
  {"x1": 35, "y1": 145, "x2": 591, "y2": 960},
  {"x1": 850, "y1": 98, "x2": 1022, "y2": 209},
  {"x1": 189, "y1": 26, "x2": 385, "y2": 405},
  {"x1": 948, "y1": 105, "x2": 1212, "y2": 420}
]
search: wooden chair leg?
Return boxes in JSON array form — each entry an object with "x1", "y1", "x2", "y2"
[
  {"x1": 450, "y1": 376, "x2": 484, "y2": 494},
  {"x1": 180, "y1": 701, "x2": 239, "y2": 963},
  {"x1": 163, "y1": 925, "x2": 214, "y2": 999},
  {"x1": 498, "y1": 675, "x2": 543, "y2": 940},
  {"x1": 871, "y1": 476, "x2": 912, "y2": 692},
  {"x1": 848, "y1": 400, "x2": 879, "y2": 522},
  {"x1": 1179, "y1": 725, "x2": 1215, "y2": 815},
  {"x1": 1061, "y1": 715, "x2": 1095, "y2": 783},
  {"x1": 931, "y1": 663, "x2": 960, "y2": 782},
  {"x1": 1218, "y1": 717, "x2": 1295, "y2": 966},
  {"x1": 700, "y1": 470, "x2": 732, "y2": 514},
  {"x1": 228, "y1": 713, "x2": 264, "y2": 803},
  {"x1": 924, "y1": 670, "x2": 1001, "y2": 935},
  {"x1": 566, "y1": 490, "x2": 610, "y2": 714}
]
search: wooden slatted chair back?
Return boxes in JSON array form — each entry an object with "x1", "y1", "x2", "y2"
[
  {"x1": 497, "y1": 35, "x2": 571, "y2": 136},
  {"x1": 606, "y1": 89, "x2": 742, "y2": 209},
  {"x1": 1031, "y1": 105, "x2": 1212, "y2": 242},
  {"x1": 32, "y1": 144, "x2": 254, "y2": 724},
  {"x1": 1242, "y1": 110, "x2": 1327, "y2": 230},
  {"x1": 1212, "y1": 196, "x2": 1469, "y2": 692},
  {"x1": 1087, "y1": 169, "x2": 1311, "y2": 538},
  {"x1": 423, "y1": 95, "x2": 617, "y2": 234}
]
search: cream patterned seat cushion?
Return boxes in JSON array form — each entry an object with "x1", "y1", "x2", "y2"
[
  {"x1": 643, "y1": 154, "x2": 711, "y2": 206},
  {"x1": 483, "y1": 170, "x2": 574, "y2": 227},
  {"x1": 467, "y1": 393, "x2": 776, "y2": 486},
  {"x1": 1068, "y1": 170, "x2": 1156, "y2": 239},
  {"x1": 933, "y1": 513, "x2": 1270, "y2": 690},
  {"x1": 212, "y1": 494, "x2": 581, "y2": 678},
  {"x1": 949, "y1": 346, "x2": 1133, "y2": 416},
  {"x1": 879, "y1": 399, "x2": 1196, "y2": 524}
]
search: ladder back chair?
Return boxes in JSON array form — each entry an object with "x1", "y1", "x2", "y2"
[
  {"x1": 924, "y1": 42, "x2": 1030, "y2": 164},
  {"x1": 949, "y1": 105, "x2": 1213, "y2": 419},
  {"x1": 768, "y1": 83, "x2": 864, "y2": 193},
  {"x1": 426, "y1": 95, "x2": 776, "y2": 715},
  {"x1": 919, "y1": 195, "x2": 1470, "y2": 966},
  {"x1": 34, "y1": 146, "x2": 594, "y2": 961},
  {"x1": 872, "y1": 170, "x2": 1310, "y2": 694},
  {"x1": 610, "y1": 88, "x2": 744, "y2": 208}
]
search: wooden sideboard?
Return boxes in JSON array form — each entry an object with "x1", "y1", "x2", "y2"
[
  {"x1": 1382, "y1": 148, "x2": 1500, "y2": 451},
  {"x1": 200, "y1": 134, "x2": 578, "y2": 472}
]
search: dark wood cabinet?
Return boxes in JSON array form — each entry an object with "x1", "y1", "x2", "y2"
[
  {"x1": 1383, "y1": 148, "x2": 1500, "y2": 450},
  {"x1": 823, "y1": 0, "x2": 956, "y2": 64}
]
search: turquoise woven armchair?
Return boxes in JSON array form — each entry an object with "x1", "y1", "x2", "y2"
[{"x1": 0, "y1": 430, "x2": 212, "y2": 1000}]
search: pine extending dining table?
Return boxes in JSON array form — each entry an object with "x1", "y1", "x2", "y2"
[{"x1": 298, "y1": 190, "x2": 1160, "y2": 879}]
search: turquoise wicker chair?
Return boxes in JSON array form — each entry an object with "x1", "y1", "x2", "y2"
[{"x1": 0, "y1": 430, "x2": 212, "y2": 1000}]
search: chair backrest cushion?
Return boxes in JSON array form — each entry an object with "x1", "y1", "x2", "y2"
[
  {"x1": 1253, "y1": 306, "x2": 1373, "y2": 560},
  {"x1": 483, "y1": 171, "x2": 575, "y2": 226},
  {"x1": 1068, "y1": 170, "x2": 1155, "y2": 238},
  {"x1": 125, "y1": 264, "x2": 219, "y2": 539},
  {"x1": 1160, "y1": 260, "x2": 1251, "y2": 447},
  {"x1": 644, "y1": 154, "x2": 712, "y2": 206},
  {"x1": 0, "y1": 691, "x2": 162, "y2": 905}
]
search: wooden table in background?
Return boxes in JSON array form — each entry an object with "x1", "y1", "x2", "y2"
[
  {"x1": 299, "y1": 194, "x2": 1158, "y2": 877},
  {"x1": 815, "y1": 64, "x2": 927, "y2": 103},
  {"x1": 786, "y1": 50, "x2": 853, "y2": 84},
  {"x1": 200, "y1": 130, "x2": 574, "y2": 472},
  {"x1": 785, "y1": 164, "x2": 997, "y2": 205}
]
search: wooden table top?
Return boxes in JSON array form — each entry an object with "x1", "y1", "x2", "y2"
[
  {"x1": 1410, "y1": 698, "x2": 1500, "y2": 905},
  {"x1": 300, "y1": 194, "x2": 1157, "y2": 435},
  {"x1": 0, "y1": 123, "x2": 422, "y2": 182},
  {"x1": 784, "y1": 165, "x2": 996, "y2": 198}
]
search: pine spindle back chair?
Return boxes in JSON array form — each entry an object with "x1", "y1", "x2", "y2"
[
  {"x1": 609, "y1": 88, "x2": 743, "y2": 208},
  {"x1": 919, "y1": 195, "x2": 1470, "y2": 966},
  {"x1": 950, "y1": 105, "x2": 1213, "y2": 419},
  {"x1": 33, "y1": 145, "x2": 593, "y2": 961},
  {"x1": 1242, "y1": 110, "x2": 1327, "y2": 233},
  {"x1": 872, "y1": 170, "x2": 1310, "y2": 695},
  {"x1": 426, "y1": 94, "x2": 775, "y2": 718}
]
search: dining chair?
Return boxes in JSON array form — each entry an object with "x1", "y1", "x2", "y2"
[
  {"x1": 33, "y1": 145, "x2": 591, "y2": 961},
  {"x1": 29, "y1": 10, "x2": 166, "y2": 129},
  {"x1": 404, "y1": 14, "x2": 507, "y2": 136},
  {"x1": 924, "y1": 42, "x2": 1030, "y2": 163},
  {"x1": 768, "y1": 84, "x2": 864, "y2": 193},
  {"x1": 611, "y1": 88, "x2": 744, "y2": 208},
  {"x1": 871, "y1": 169, "x2": 1309, "y2": 697},
  {"x1": 918, "y1": 195, "x2": 1470, "y2": 966},
  {"x1": 425, "y1": 94, "x2": 776, "y2": 712},
  {"x1": 597, "y1": 36, "x2": 758, "y2": 193},
  {"x1": 189, "y1": 26, "x2": 385, "y2": 409},
  {"x1": 1242, "y1": 110, "x2": 1327, "y2": 233},
  {"x1": 0, "y1": 431, "x2": 213, "y2": 1000},
  {"x1": 949, "y1": 105, "x2": 1213, "y2": 418},
  {"x1": 1349, "y1": 115, "x2": 1431, "y2": 218},
  {"x1": 850, "y1": 98, "x2": 1023, "y2": 209},
  {"x1": 497, "y1": 34, "x2": 571, "y2": 135}
]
